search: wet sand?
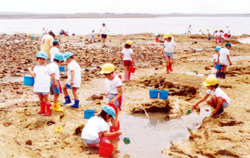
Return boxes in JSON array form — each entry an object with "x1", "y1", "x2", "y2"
[{"x1": 0, "y1": 33, "x2": 250, "y2": 157}]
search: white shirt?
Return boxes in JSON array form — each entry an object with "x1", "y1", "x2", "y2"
[
  {"x1": 207, "y1": 88, "x2": 230, "y2": 104},
  {"x1": 33, "y1": 65, "x2": 50, "y2": 93},
  {"x1": 100, "y1": 26, "x2": 108, "y2": 35},
  {"x1": 213, "y1": 53, "x2": 219, "y2": 63},
  {"x1": 105, "y1": 75, "x2": 122, "y2": 94},
  {"x1": 81, "y1": 116, "x2": 108, "y2": 140},
  {"x1": 47, "y1": 62, "x2": 60, "y2": 80},
  {"x1": 122, "y1": 48, "x2": 133, "y2": 61},
  {"x1": 50, "y1": 47, "x2": 60, "y2": 63},
  {"x1": 219, "y1": 48, "x2": 230, "y2": 66},
  {"x1": 67, "y1": 60, "x2": 81, "y2": 87},
  {"x1": 163, "y1": 40, "x2": 176, "y2": 53}
]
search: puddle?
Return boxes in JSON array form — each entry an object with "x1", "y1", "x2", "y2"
[
  {"x1": 238, "y1": 38, "x2": 250, "y2": 44},
  {"x1": 113, "y1": 106, "x2": 211, "y2": 158}
]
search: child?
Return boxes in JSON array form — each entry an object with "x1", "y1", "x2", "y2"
[
  {"x1": 192, "y1": 76, "x2": 230, "y2": 117},
  {"x1": 100, "y1": 63, "x2": 122, "y2": 127},
  {"x1": 163, "y1": 33, "x2": 176, "y2": 73},
  {"x1": 47, "y1": 53, "x2": 65, "y2": 113},
  {"x1": 219, "y1": 42, "x2": 232, "y2": 79},
  {"x1": 28, "y1": 51, "x2": 51, "y2": 116},
  {"x1": 50, "y1": 40, "x2": 60, "y2": 63},
  {"x1": 81, "y1": 105, "x2": 123, "y2": 146},
  {"x1": 213, "y1": 46, "x2": 221, "y2": 78},
  {"x1": 99, "y1": 23, "x2": 109, "y2": 47},
  {"x1": 120, "y1": 40, "x2": 134, "y2": 81},
  {"x1": 63, "y1": 52, "x2": 81, "y2": 108},
  {"x1": 91, "y1": 30, "x2": 95, "y2": 43}
]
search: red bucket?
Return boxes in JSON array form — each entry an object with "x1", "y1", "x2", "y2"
[
  {"x1": 99, "y1": 142, "x2": 114, "y2": 157},
  {"x1": 108, "y1": 121, "x2": 120, "y2": 140},
  {"x1": 129, "y1": 66, "x2": 136, "y2": 73}
]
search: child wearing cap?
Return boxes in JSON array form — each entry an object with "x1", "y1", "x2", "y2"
[
  {"x1": 219, "y1": 42, "x2": 232, "y2": 79},
  {"x1": 120, "y1": 40, "x2": 134, "y2": 81},
  {"x1": 213, "y1": 46, "x2": 221, "y2": 78},
  {"x1": 50, "y1": 40, "x2": 60, "y2": 63},
  {"x1": 28, "y1": 51, "x2": 51, "y2": 116},
  {"x1": 81, "y1": 105, "x2": 123, "y2": 146},
  {"x1": 91, "y1": 30, "x2": 95, "y2": 43},
  {"x1": 63, "y1": 52, "x2": 81, "y2": 108},
  {"x1": 100, "y1": 63, "x2": 122, "y2": 127},
  {"x1": 47, "y1": 53, "x2": 65, "y2": 114},
  {"x1": 163, "y1": 33, "x2": 176, "y2": 73},
  {"x1": 192, "y1": 76, "x2": 230, "y2": 117}
]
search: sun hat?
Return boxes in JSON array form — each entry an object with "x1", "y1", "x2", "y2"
[
  {"x1": 64, "y1": 52, "x2": 74, "y2": 60},
  {"x1": 125, "y1": 40, "x2": 133, "y2": 45},
  {"x1": 163, "y1": 33, "x2": 172, "y2": 39},
  {"x1": 203, "y1": 76, "x2": 218, "y2": 86},
  {"x1": 102, "y1": 105, "x2": 116, "y2": 119},
  {"x1": 100, "y1": 63, "x2": 115, "y2": 74},
  {"x1": 36, "y1": 51, "x2": 47, "y2": 59},
  {"x1": 54, "y1": 53, "x2": 65, "y2": 61},
  {"x1": 53, "y1": 40, "x2": 59, "y2": 45},
  {"x1": 216, "y1": 46, "x2": 221, "y2": 51},
  {"x1": 225, "y1": 42, "x2": 231, "y2": 47}
]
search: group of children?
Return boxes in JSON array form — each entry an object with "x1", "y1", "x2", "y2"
[{"x1": 29, "y1": 40, "x2": 81, "y2": 116}]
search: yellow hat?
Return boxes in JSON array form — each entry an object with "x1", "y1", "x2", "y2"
[
  {"x1": 125, "y1": 40, "x2": 133, "y2": 45},
  {"x1": 100, "y1": 63, "x2": 115, "y2": 74},
  {"x1": 163, "y1": 33, "x2": 172, "y2": 39},
  {"x1": 203, "y1": 76, "x2": 218, "y2": 86}
]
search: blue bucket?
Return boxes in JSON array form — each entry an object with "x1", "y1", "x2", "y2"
[
  {"x1": 159, "y1": 90, "x2": 169, "y2": 99},
  {"x1": 149, "y1": 89, "x2": 159, "y2": 99},
  {"x1": 84, "y1": 109, "x2": 95, "y2": 119},
  {"x1": 59, "y1": 66, "x2": 65, "y2": 72},
  {"x1": 24, "y1": 76, "x2": 34, "y2": 86},
  {"x1": 215, "y1": 64, "x2": 221, "y2": 70}
]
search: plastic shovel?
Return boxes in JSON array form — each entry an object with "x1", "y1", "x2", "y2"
[{"x1": 186, "y1": 109, "x2": 192, "y2": 116}]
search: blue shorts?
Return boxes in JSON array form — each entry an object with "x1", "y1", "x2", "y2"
[
  {"x1": 108, "y1": 93, "x2": 123, "y2": 110},
  {"x1": 83, "y1": 138, "x2": 100, "y2": 145},
  {"x1": 35, "y1": 92, "x2": 49, "y2": 95},
  {"x1": 164, "y1": 52, "x2": 173, "y2": 58}
]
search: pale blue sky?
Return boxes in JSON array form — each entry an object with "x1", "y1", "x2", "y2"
[{"x1": 0, "y1": 0, "x2": 250, "y2": 14}]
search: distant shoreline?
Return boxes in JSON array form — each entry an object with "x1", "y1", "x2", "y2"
[{"x1": 0, "y1": 13, "x2": 250, "y2": 19}]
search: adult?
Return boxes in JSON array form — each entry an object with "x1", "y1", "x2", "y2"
[
  {"x1": 225, "y1": 25, "x2": 231, "y2": 38},
  {"x1": 99, "y1": 23, "x2": 109, "y2": 47},
  {"x1": 187, "y1": 25, "x2": 192, "y2": 35},
  {"x1": 40, "y1": 31, "x2": 55, "y2": 63}
]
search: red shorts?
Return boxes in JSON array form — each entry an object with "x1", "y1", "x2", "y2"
[{"x1": 123, "y1": 60, "x2": 132, "y2": 66}]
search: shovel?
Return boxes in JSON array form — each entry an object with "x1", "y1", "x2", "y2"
[{"x1": 185, "y1": 109, "x2": 192, "y2": 116}]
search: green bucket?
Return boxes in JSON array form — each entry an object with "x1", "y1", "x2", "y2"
[{"x1": 123, "y1": 137, "x2": 130, "y2": 145}]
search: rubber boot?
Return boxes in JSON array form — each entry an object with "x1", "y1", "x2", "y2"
[
  {"x1": 216, "y1": 72, "x2": 221, "y2": 78},
  {"x1": 38, "y1": 102, "x2": 45, "y2": 114},
  {"x1": 63, "y1": 96, "x2": 71, "y2": 105},
  {"x1": 166, "y1": 65, "x2": 169, "y2": 73},
  {"x1": 44, "y1": 104, "x2": 52, "y2": 116},
  {"x1": 53, "y1": 102, "x2": 64, "y2": 112},
  {"x1": 169, "y1": 64, "x2": 173, "y2": 72},
  {"x1": 71, "y1": 100, "x2": 79, "y2": 108}
]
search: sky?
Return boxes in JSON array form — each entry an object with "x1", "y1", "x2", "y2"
[{"x1": 0, "y1": 0, "x2": 250, "y2": 14}]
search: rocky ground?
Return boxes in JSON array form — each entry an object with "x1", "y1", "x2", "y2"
[{"x1": 0, "y1": 33, "x2": 250, "y2": 158}]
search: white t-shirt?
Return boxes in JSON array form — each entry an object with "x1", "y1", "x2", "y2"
[
  {"x1": 33, "y1": 65, "x2": 50, "y2": 93},
  {"x1": 81, "y1": 116, "x2": 108, "y2": 140},
  {"x1": 67, "y1": 60, "x2": 81, "y2": 87},
  {"x1": 50, "y1": 47, "x2": 60, "y2": 63},
  {"x1": 163, "y1": 40, "x2": 176, "y2": 53},
  {"x1": 47, "y1": 62, "x2": 60, "y2": 80},
  {"x1": 100, "y1": 26, "x2": 108, "y2": 35},
  {"x1": 122, "y1": 48, "x2": 133, "y2": 61},
  {"x1": 105, "y1": 75, "x2": 122, "y2": 94},
  {"x1": 207, "y1": 88, "x2": 230, "y2": 104},
  {"x1": 219, "y1": 48, "x2": 230, "y2": 66},
  {"x1": 213, "y1": 53, "x2": 219, "y2": 63}
]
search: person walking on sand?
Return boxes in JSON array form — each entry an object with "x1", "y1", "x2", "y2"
[
  {"x1": 91, "y1": 30, "x2": 95, "y2": 43},
  {"x1": 100, "y1": 63, "x2": 123, "y2": 128},
  {"x1": 120, "y1": 40, "x2": 134, "y2": 81},
  {"x1": 99, "y1": 23, "x2": 109, "y2": 47},
  {"x1": 213, "y1": 46, "x2": 221, "y2": 78},
  {"x1": 40, "y1": 30, "x2": 55, "y2": 63},
  {"x1": 219, "y1": 42, "x2": 232, "y2": 79},
  {"x1": 192, "y1": 76, "x2": 230, "y2": 117},
  {"x1": 28, "y1": 51, "x2": 51, "y2": 116},
  {"x1": 187, "y1": 25, "x2": 192, "y2": 35},
  {"x1": 163, "y1": 33, "x2": 176, "y2": 73}
]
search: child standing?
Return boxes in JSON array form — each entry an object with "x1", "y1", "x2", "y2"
[
  {"x1": 219, "y1": 42, "x2": 232, "y2": 79},
  {"x1": 28, "y1": 51, "x2": 51, "y2": 116},
  {"x1": 81, "y1": 105, "x2": 123, "y2": 146},
  {"x1": 63, "y1": 52, "x2": 81, "y2": 108},
  {"x1": 213, "y1": 46, "x2": 221, "y2": 78},
  {"x1": 91, "y1": 30, "x2": 95, "y2": 43},
  {"x1": 47, "y1": 53, "x2": 65, "y2": 113},
  {"x1": 120, "y1": 40, "x2": 134, "y2": 81},
  {"x1": 50, "y1": 40, "x2": 60, "y2": 63},
  {"x1": 163, "y1": 33, "x2": 176, "y2": 73},
  {"x1": 192, "y1": 76, "x2": 230, "y2": 117},
  {"x1": 100, "y1": 63, "x2": 122, "y2": 127}
]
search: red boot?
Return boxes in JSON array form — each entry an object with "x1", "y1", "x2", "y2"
[
  {"x1": 38, "y1": 102, "x2": 45, "y2": 114},
  {"x1": 44, "y1": 104, "x2": 52, "y2": 116},
  {"x1": 169, "y1": 64, "x2": 173, "y2": 72},
  {"x1": 166, "y1": 65, "x2": 169, "y2": 73}
]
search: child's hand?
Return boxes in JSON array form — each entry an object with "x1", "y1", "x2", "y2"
[
  {"x1": 70, "y1": 80, "x2": 74, "y2": 86},
  {"x1": 53, "y1": 82, "x2": 58, "y2": 88},
  {"x1": 116, "y1": 130, "x2": 123, "y2": 135},
  {"x1": 28, "y1": 67, "x2": 32, "y2": 72}
]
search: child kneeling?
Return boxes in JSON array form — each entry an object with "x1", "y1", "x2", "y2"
[{"x1": 81, "y1": 105, "x2": 123, "y2": 146}]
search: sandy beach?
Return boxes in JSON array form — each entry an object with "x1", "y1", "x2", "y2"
[{"x1": 0, "y1": 33, "x2": 250, "y2": 157}]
